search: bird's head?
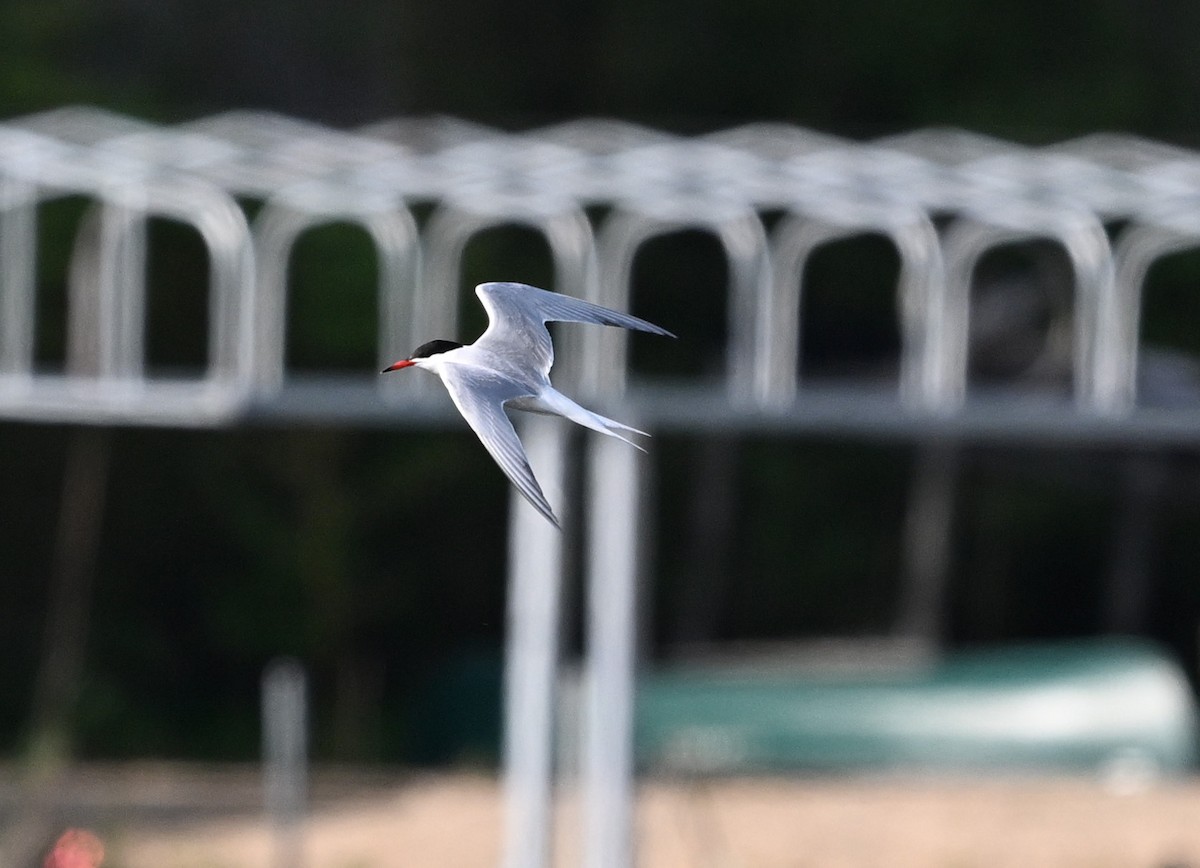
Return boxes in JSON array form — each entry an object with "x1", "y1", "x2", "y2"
[{"x1": 381, "y1": 339, "x2": 463, "y2": 372}]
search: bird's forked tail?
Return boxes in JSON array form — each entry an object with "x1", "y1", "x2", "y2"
[{"x1": 515, "y1": 389, "x2": 649, "y2": 452}]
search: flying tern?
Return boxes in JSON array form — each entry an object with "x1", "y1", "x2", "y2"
[{"x1": 382, "y1": 281, "x2": 674, "y2": 527}]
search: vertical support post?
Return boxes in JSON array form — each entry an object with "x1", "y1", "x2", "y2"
[
  {"x1": 501, "y1": 415, "x2": 567, "y2": 868},
  {"x1": 894, "y1": 441, "x2": 959, "y2": 648},
  {"x1": 262, "y1": 657, "x2": 307, "y2": 868},
  {"x1": 0, "y1": 179, "x2": 37, "y2": 378},
  {"x1": 583, "y1": 432, "x2": 642, "y2": 868}
]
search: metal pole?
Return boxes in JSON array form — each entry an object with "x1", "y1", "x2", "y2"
[
  {"x1": 583, "y1": 432, "x2": 642, "y2": 868},
  {"x1": 500, "y1": 415, "x2": 567, "y2": 868},
  {"x1": 262, "y1": 657, "x2": 308, "y2": 868},
  {"x1": 0, "y1": 178, "x2": 37, "y2": 378}
]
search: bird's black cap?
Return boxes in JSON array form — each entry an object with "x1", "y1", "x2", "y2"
[{"x1": 410, "y1": 339, "x2": 463, "y2": 359}]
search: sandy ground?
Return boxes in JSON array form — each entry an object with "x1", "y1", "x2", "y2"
[{"x1": 12, "y1": 765, "x2": 1200, "y2": 868}]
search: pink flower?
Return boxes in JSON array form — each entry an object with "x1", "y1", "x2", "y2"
[{"x1": 44, "y1": 829, "x2": 104, "y2": 868}]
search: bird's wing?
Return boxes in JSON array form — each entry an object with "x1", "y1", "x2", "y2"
[
  {"x1": 474, "y1": 282, "x2": 675, "y2": 375},
  {"x1": 439, "y1": 362, "x2": 560, "y2": 528}
]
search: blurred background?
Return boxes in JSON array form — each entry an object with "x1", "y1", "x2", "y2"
[{"x1": 5, "y1": 1, "x2": 1200, "y2": 865}]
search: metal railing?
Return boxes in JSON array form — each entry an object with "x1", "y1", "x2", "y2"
[{"x1": 6, "y1": 109, "x2": 1200, "y2": 427}]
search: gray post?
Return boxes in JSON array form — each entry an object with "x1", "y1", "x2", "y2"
[
  {"x1": 583, "y1": 432, "x2": 642, "y2": 868},
  {"x1": 500, "y1": 415, "x2": 567, "y2": 868},
  {"x1": 262, "y1": 657, "x2": 308, "y2": 868}
]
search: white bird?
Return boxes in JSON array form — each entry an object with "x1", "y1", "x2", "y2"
[{"x1": 382, "y1": 281, "x2": 674, "y2": 528}]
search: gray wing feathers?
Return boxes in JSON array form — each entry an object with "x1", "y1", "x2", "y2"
[
  {"x1": 478, "y1": 283, "x2": 675, "y2": 337},
  {"x1": 440, "y1": 368, "x2": 561, "y2": 528},
  {"x1": 475, "y1": 282, "x2": 675, "y2": 369}
]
